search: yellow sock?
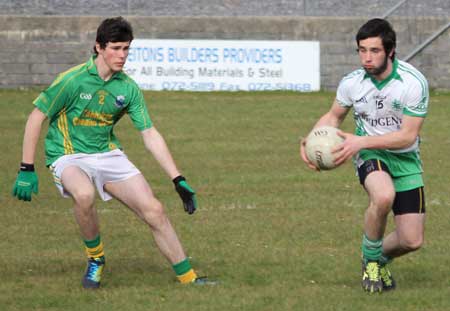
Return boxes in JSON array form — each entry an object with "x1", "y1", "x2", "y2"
[
  {"x1": 173, "y1": 258, "x2": 197, "y2": 283},
  {"x1": 177, "y1": 269, "x2": 198, "y2": 284},
  {"x1": 84, "y1": 235, "x2": 105, "y2": 260}
]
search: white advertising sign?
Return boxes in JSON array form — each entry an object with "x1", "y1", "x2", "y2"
[{"x1": 124, "y1": 39, "x2": 320, "y2": 92}]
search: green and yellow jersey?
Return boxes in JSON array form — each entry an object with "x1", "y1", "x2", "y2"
[{"x1": 34, "y1": 55, "x2": 153, "y2": 166}]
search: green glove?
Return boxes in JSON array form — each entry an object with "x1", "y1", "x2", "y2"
[
  {"x1": 12, "y1": 165, "x2": 39, "y2": 202},
  {"x1": 173, "y1": 175, "x2": 197, "y2": 215}
]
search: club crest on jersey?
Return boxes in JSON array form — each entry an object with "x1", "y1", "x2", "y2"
[
  {"x1": 391, "y1": 99, "x2": 402, "y2": 111},
  {"x1": 115, "y1": 95, "x2": 126, "y2": 108}
]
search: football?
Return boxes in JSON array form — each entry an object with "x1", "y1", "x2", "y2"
[{"x1": 304, "y1": 126, "x2": 344, "y2": 170}]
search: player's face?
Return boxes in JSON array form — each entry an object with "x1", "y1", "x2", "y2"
[
  {"x1": 96, "y1": 41, "x2": 130, "y2": 73},
  {"x1": 357, "y1": 37, "x2": 392, "y2": 79}
]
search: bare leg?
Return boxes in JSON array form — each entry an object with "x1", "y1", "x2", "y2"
[
  {"x1": 104, "y1": 174, "x2": 186, "y2": 264},
  {"x1": 382, "y1": 213, "x2": 425, "y2": 258},
  {"x1": 363, "y1": 171, "x2": 395, "y2": 240},
  {"x1": 359, "y1": 171, "x2": 396, "y2": 292},
  {"x1": 61, "y1": 166, "x2": 99, "y2": 240}
]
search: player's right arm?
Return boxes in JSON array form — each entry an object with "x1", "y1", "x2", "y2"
[
  {"x1": 299, "y1": 99, "x2": 350, "y2": 170},
  {"x1": 13, "y1": 65, "x2": 77, "y2": 201},
  {"x1": 12, "y1": 108, "x2": 47, "y2": 201},
  {"x1": 22, "y1": 108, "x2": 47, "y2": 164},
  {"x1": 313, "y1": 99, "x2": 350, "y2": 129}
]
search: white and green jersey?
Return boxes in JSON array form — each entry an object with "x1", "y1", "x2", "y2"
[
  {"x1": 336, "y1": 59, "x2": 428, "y2": 153},
  {"x1": 34, "y1": 56, "x2": 153, "y2": 166}
]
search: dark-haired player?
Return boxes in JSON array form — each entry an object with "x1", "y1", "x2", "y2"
[
  {"x1": 13, "y1": 16, "x2": 214, "y2": 288},
  {"x1": 300, "y1": 18, "x2": 428, "y2": 293}
]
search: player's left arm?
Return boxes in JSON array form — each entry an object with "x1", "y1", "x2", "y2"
[
  {"x1": 141, "y1": 127, "x2": 197, "y2": 214},
  {"x1": 334, "y1": 115, "x2": 424, "y2": 165},
  {"x1": 130, "y1": 85, "x2": 197, "y2": 214},
  {"x1": 141, "y1": 127, "x2": 181, "y2": 179}
]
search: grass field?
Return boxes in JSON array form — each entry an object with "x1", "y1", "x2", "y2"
[{"x1": 1, "y1": 89, "x2": 450, "y2": 311}]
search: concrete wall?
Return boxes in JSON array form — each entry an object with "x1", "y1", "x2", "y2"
[
  {"x1": 0, "y1": 16, "x2": 449, "y2": 90},
  {"x1": 0, "y1": 0, "x2": 449, "y2": 17}
]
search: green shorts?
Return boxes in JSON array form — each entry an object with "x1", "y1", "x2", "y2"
[{"x1": 355, "y1": 149, "x2": 424, "y2": 192}]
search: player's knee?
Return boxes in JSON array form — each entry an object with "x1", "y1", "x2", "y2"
[
  {"x1": 372, "y1": 192, "x2": 395, "y2": 211},
  {"x1": 72, "y1": 188, "x2": 96, "y2": 208},
  {"x1": 400, "y1": 235, "x2": 424, "y2": 252},
  {"x1": 369, "y1": 201, "x2": 392, "y2": 217},
  {"x1": 141, "y1": 199, "x2": 168, "y2": 227}
]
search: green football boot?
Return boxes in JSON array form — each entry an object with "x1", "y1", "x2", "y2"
[
  {"x1": 362, "y1": 260, "x2": 383, "y2": 293},
  {"x1": 380, "y1": 264, "x2": 396, "y2": 291}
]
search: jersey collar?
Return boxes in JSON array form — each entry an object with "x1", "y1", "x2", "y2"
[
  {"x1": 86, "y1": 55, "x2": 127, "y2": 81},
  {"x1": 364, "y1": 58, "x2": 403, "y2": 90}
]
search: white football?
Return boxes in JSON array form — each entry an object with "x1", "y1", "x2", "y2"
[{"x1": 305, "y1": 126, "x2": 344, "y2": 170}]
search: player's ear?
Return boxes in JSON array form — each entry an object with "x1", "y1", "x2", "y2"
[
  {"x1": 388, "y1": 48, "x2": 395, "y2": 59},
  {"x1": 95, "y1": 42, "x2": 102, "y2": 54}
]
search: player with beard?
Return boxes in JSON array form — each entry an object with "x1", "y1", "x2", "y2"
[{"x1": 300, "y1": 18, "x2": 429, "y2": 293}]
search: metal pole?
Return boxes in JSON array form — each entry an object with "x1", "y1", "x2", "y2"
[
  {"x1": 380, "y1": 0, "x2": 407, "y2": 19},
  {"x1": 403, "y1": 21, "x2": 450, "y2": 62}
]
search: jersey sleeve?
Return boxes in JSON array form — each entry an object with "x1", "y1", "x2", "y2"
[
  {"x1": 335, "y1": 76, "x2": 353, "y2": 108},
  {"x1": 33, "y1": 74, "x2": 72, "y2": 118},
  {"x1": 127, "y1": 86, "x2": 153, "y2": 131},
  {"x1": 403, "y1": 76, "x2": 429, "y2": 117}
]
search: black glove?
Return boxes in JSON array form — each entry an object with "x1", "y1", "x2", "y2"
[{"x1": 173, "y1": 175, "x2": 197, "y2": 215}]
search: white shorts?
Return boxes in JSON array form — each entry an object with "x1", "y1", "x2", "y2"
[{"x1": 49, "y1": 149, "x2": 141, "y2": 201}]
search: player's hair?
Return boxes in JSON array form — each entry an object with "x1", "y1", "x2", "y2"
[
  {"x1": 93, "y1": 16, "x2": 134, "y2": 54},
  {"x1": 356, "y1": 18, "x2": 396, "y2": 60}
]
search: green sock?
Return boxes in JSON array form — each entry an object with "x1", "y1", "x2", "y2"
[
  {"x1": 173, "y1": 258, "x2": 197, "y2": 283},
  {"x1": 362, "y1": 234, "x2": 383, "y2": 263},
  {"x1": 379, "y1": 253, "x2": 393, "y2": 266}
]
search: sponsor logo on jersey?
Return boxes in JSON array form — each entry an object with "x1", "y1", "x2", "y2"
[
  {"x1": 374, "y1": 95, "x2": 387, "y2": 101},
  {"x1": 80, "y1": 93, "x2": 92, "y2": 100},
  {"x1": 97, "y1": 90, "x2": 108, "y2": 96},
  {"x1": 115, "y1": 95, "x2": 126, "y2": 108},
  {"x1": 360, "y1": 112, "x2": 368, "y2": 119},
  {"x1": 360, "y1": 114, "x2": 402, "y2": 127},
  {"x1": 355, "y1": 96, "x2": 368, "y2": 104}
]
